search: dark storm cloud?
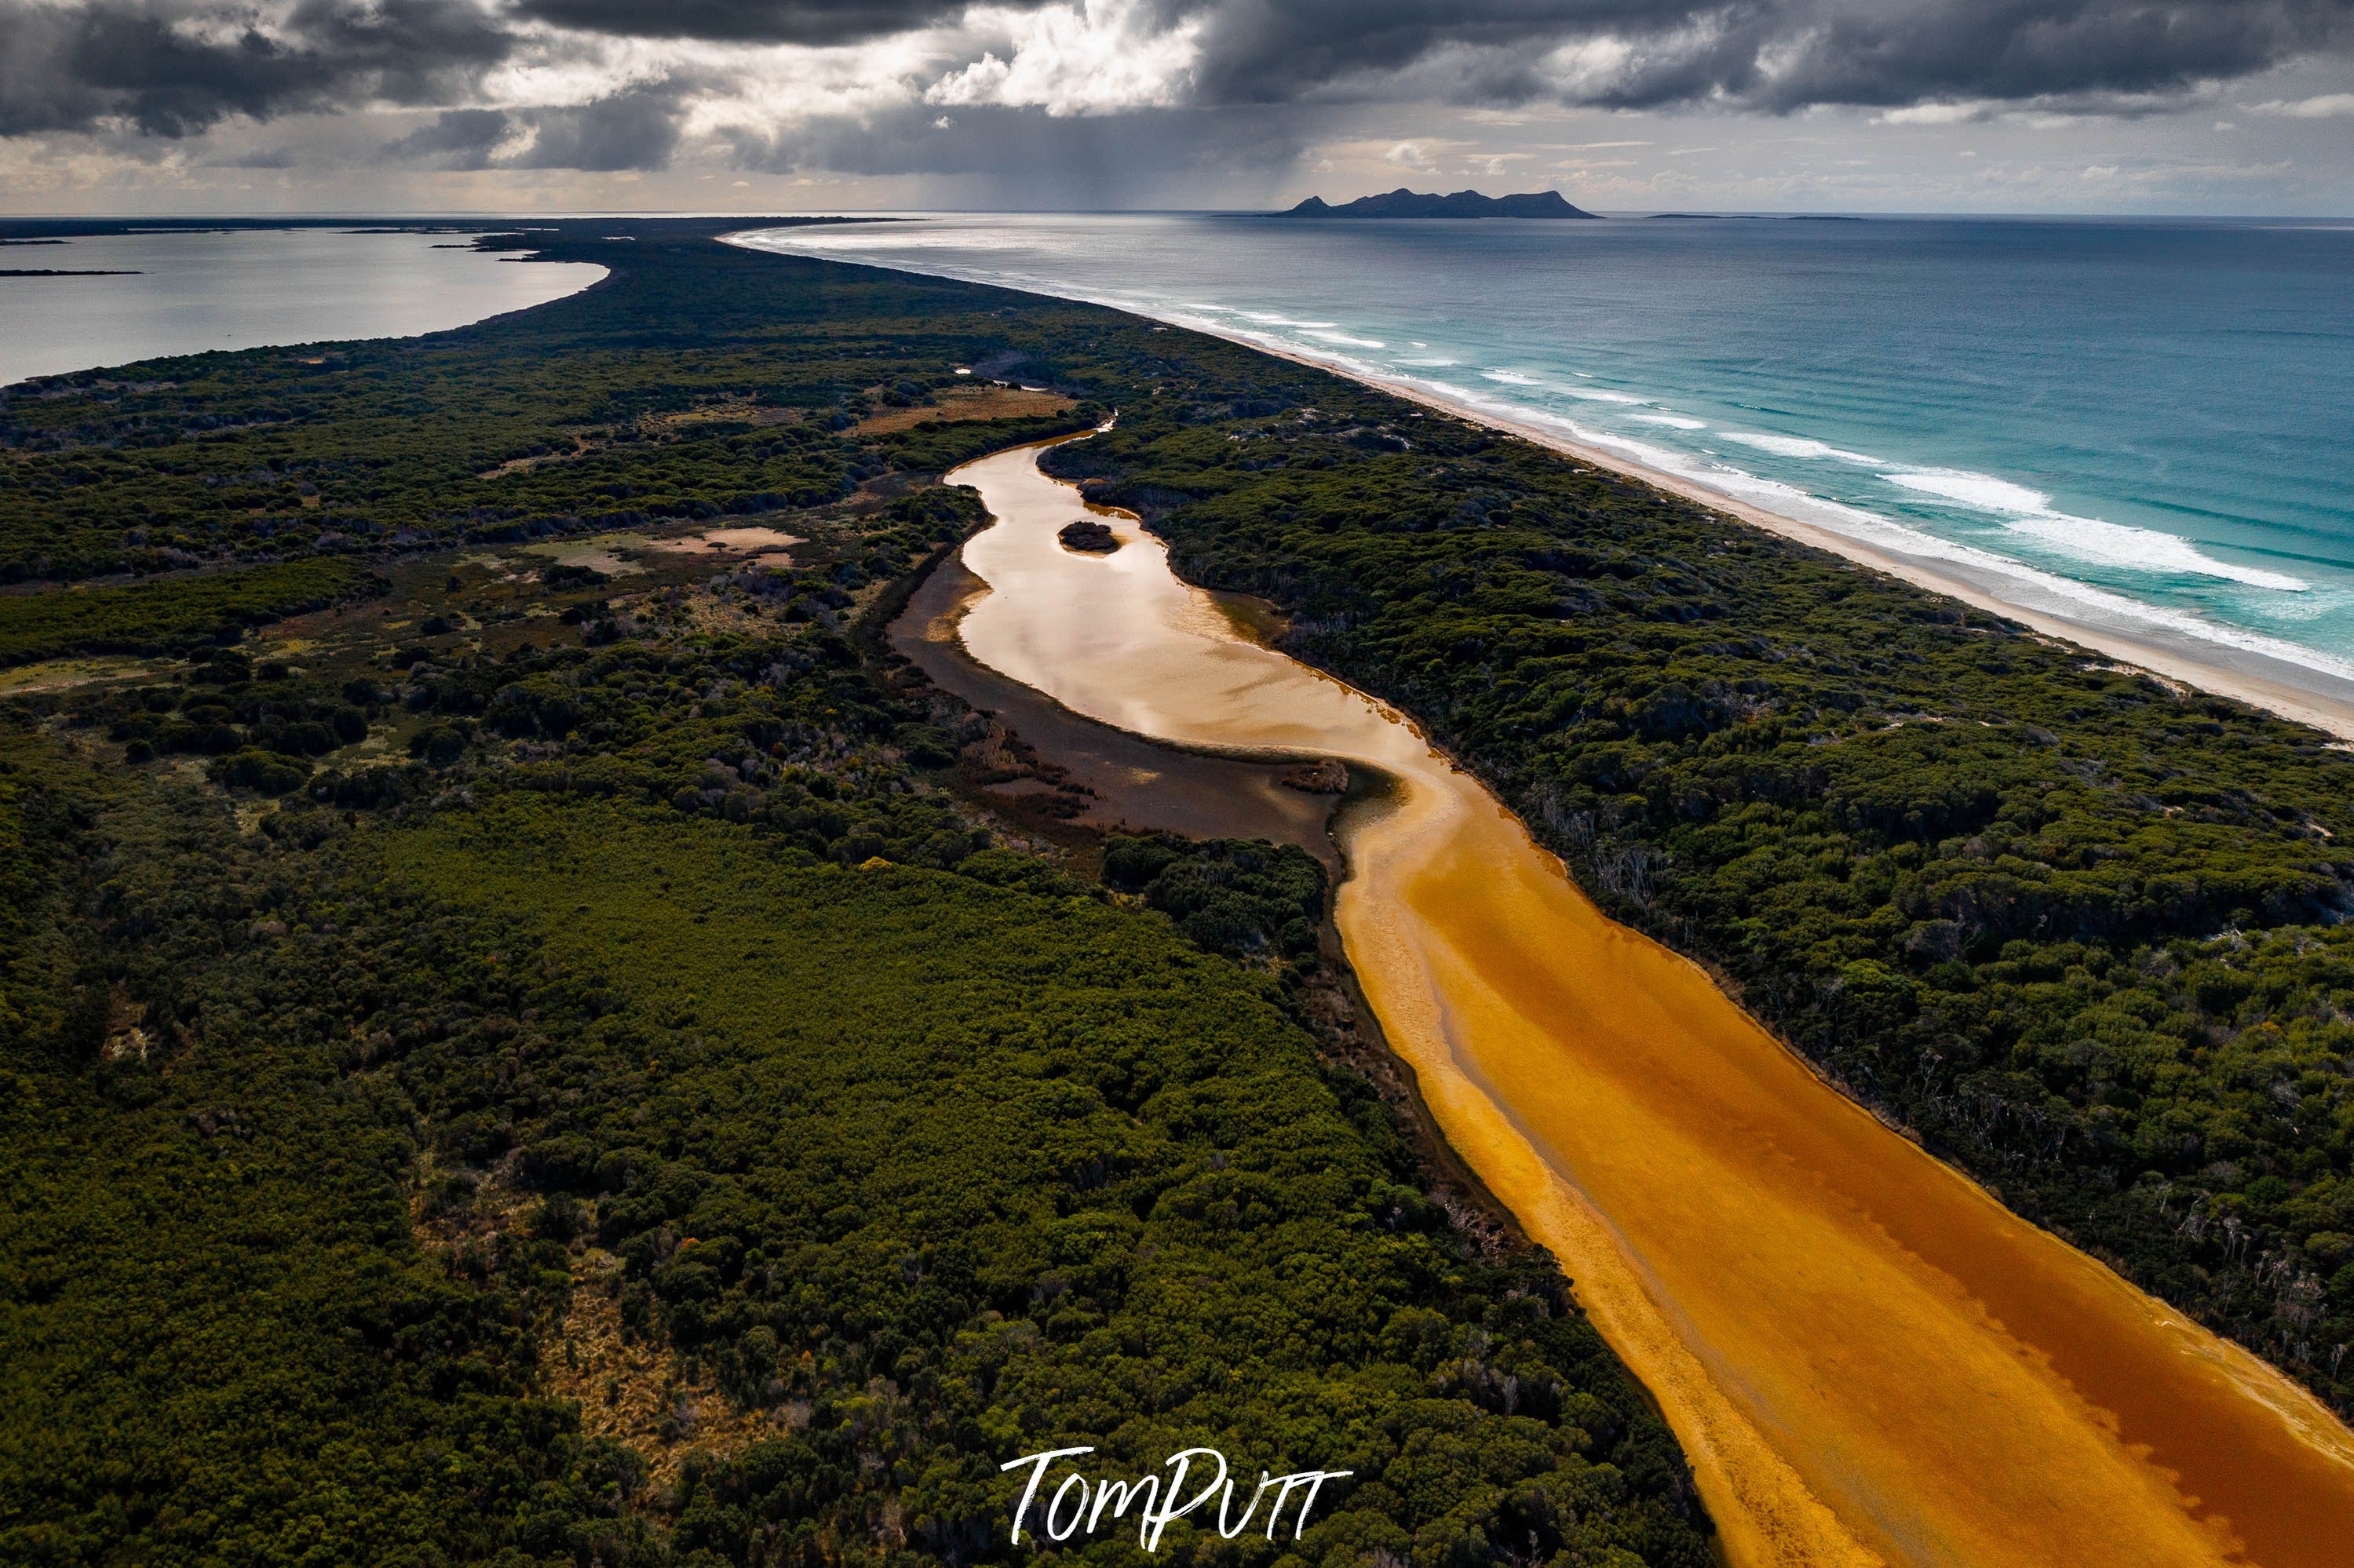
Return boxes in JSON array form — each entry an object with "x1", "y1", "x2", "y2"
[
  {"x1": 1181, "y1": 0, "x2": 1671, "y2": 103},
  {"x1": 509, "y1": 0, "x2": 1039, "y2": 45},
  {"x1": 728, "y1": 99, "x2": 1315, "y2": 198},
  {"x1": 385, "y1": 105, "x2": 513, "y2": 168},
  {"x1": 1177, "y1": 0, "x2": 2354, "y2": 111},
  {"x1": 1618, "y1": 0, "x2": 2354, "y2": 111},
  {"x1": 1817, "y1": 0, "x2": 2352, "y2": 110},
  {"x1": 384, "y1": 93, "x2": 688, "y2": 172},
  {"x1": 512, "y1": 86, "x2": 689, "y2": 169},
  {"x1": 2, "y1": 0, "x2": 2349, "y2": 174},
  {"x1": 0, "y1": 0, "x2": 511, "y2": 138}
]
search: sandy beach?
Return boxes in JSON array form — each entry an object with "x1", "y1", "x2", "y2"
[{"x1": 1223, "y1": 339, "x2": 2354, "y2": 743}]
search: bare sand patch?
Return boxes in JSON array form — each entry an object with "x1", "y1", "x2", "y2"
[
  {"x1": 517, "y1": 535, "x2": 647, "y2": 575},
  {"x1": 641, "y1": 400, "x2": 800, "y2": 433},
  {"x1": 476, "y1": 432, "x2": 600, "y2": 480},
  {"x1": 648, "y1": 526, "x2": 802, "y2": 558},
  {"x1": 853, "y1": 384, "x2": 1075, "y2": 436},
  {"x1": 540, "y1": 1250, "x2": 769, "y2": 1489}
]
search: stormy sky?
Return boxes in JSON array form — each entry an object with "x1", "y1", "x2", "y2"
[{"x1": 2, "y1": 0, "x2": 2351, "y2": 213}]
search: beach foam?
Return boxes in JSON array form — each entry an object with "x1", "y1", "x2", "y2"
[
  {"x1": 1886, "y1": 469, "x2": 2309, "y2": 591},
  {"x1": 2003, "y1": 516, "x2": 2312, "y2": 592},
  {"x1": 1242, "y1": 311, "x2": 1339, "y2": 328},
  {"x1": 1722, "y1": 432, "x2": 1881, "y2": 463},
  {"x1": 1484, "y1": 368, "x2": 1647, "y2": 404},
  {"x1": 1884, "y1": 469, "x2": 2054, "y2": 513}
]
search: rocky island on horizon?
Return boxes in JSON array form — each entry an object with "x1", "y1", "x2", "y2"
[{"x1": 1287, "y1": 188, "x2": 1599, "y2": 219}]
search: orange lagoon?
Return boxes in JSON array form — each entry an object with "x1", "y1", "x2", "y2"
[{"x1": 943, "y1": 438, "x2": 2354, "y2": 1568}]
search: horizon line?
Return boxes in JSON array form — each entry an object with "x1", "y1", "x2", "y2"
[{"x1": 5, "y1": 207, "x2": 2352, "y2": 224}]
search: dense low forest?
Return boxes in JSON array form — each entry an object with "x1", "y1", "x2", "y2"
[
  {"x1": 0, "y1": 225, "x2": 1710, "y2": 1567},
  {"x1": 0, "y1": 556, "x2": 380, "y2": 665}
]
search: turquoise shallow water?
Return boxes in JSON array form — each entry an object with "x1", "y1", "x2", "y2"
[{"x1": 738, "y1": 214, "x2": 2354, "y2": 687}]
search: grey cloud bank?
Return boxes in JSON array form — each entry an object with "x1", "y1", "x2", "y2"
[
  {"x1": 0, "y1": 0, "x2": 2349, "y2": 210},
  {"x1": 0, "y1": 0, "x2": 513, "y2": 137}
]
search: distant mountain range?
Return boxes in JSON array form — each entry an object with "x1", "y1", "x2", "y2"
[{"x1": 1286, "y1": 188, "x2": 1598, "y2": 220}]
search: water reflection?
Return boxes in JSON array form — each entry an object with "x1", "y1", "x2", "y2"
[{"x1": 1, "y1": 228, "x2": 604, "y2": 386}]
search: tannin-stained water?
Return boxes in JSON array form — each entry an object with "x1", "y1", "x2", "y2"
[{"x1": 944, "y1": 438, "x2": 2354, "y2": 1568}]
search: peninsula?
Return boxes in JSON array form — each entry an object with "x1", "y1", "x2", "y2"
[
  {"x1": 6, "y1": 219, "x2": 2354, "y2": 1568},
  {"x1": 1287, "y1": 188, "x2": 1599, "y2": 218}
]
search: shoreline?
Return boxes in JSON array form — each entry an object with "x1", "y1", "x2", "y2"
[
  {"x1": 719, "y1": 226, "x2": 2354, "y2": 740},
  {"x1": 1228, "y1": 339, "x2": 2354, "y2": 742}
]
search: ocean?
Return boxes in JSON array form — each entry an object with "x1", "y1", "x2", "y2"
[
  {"x1": 0, "y1": 227, "x2": 604, "y2": 388},
  {"x1": 735, "y1": 214, "x2": 2354, "y2": 695}
]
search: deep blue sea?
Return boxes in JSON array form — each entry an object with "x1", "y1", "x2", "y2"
[{"x1": 737, "y1": 214, "x2": 2354, "y2": 690}]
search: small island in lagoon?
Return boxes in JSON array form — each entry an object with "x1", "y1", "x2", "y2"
[{"x1": 1056, "y1": 517, "x2": 1120, "y2": 551}]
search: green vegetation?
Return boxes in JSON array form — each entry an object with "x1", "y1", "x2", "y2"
[
  {"x1": 0, "y1": 225, "x2": 1709, "y2": 1567},
  {"x1": 2, "y1": 752, "x2": 640, "y2": 1565},
  {"x1": 0, "y1": 557, "x2": 376, "y2": 665},
  {"x1": 16, "y1": 208, "x2": 2353, "y2": 1566},
  {"x1": 1102, "y1": 833, "x2": 1327, "y2": 960}
]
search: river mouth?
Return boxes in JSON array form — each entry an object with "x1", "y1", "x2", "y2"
[{"x1": 941, "y1": 435, "x2": 2354, "y2": 1568}]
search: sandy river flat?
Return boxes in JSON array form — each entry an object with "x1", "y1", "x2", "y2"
[{"x1": 945, "y1": 436, "x2": 2354, "y2": 1568}]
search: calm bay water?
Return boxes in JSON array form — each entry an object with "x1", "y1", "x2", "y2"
[
  {"x1": 737, "y1": 214, "x2": 2354, "y2": 689},
  {"x1": 0, "y1": 228, "x2": 603, "y2": 388}
]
